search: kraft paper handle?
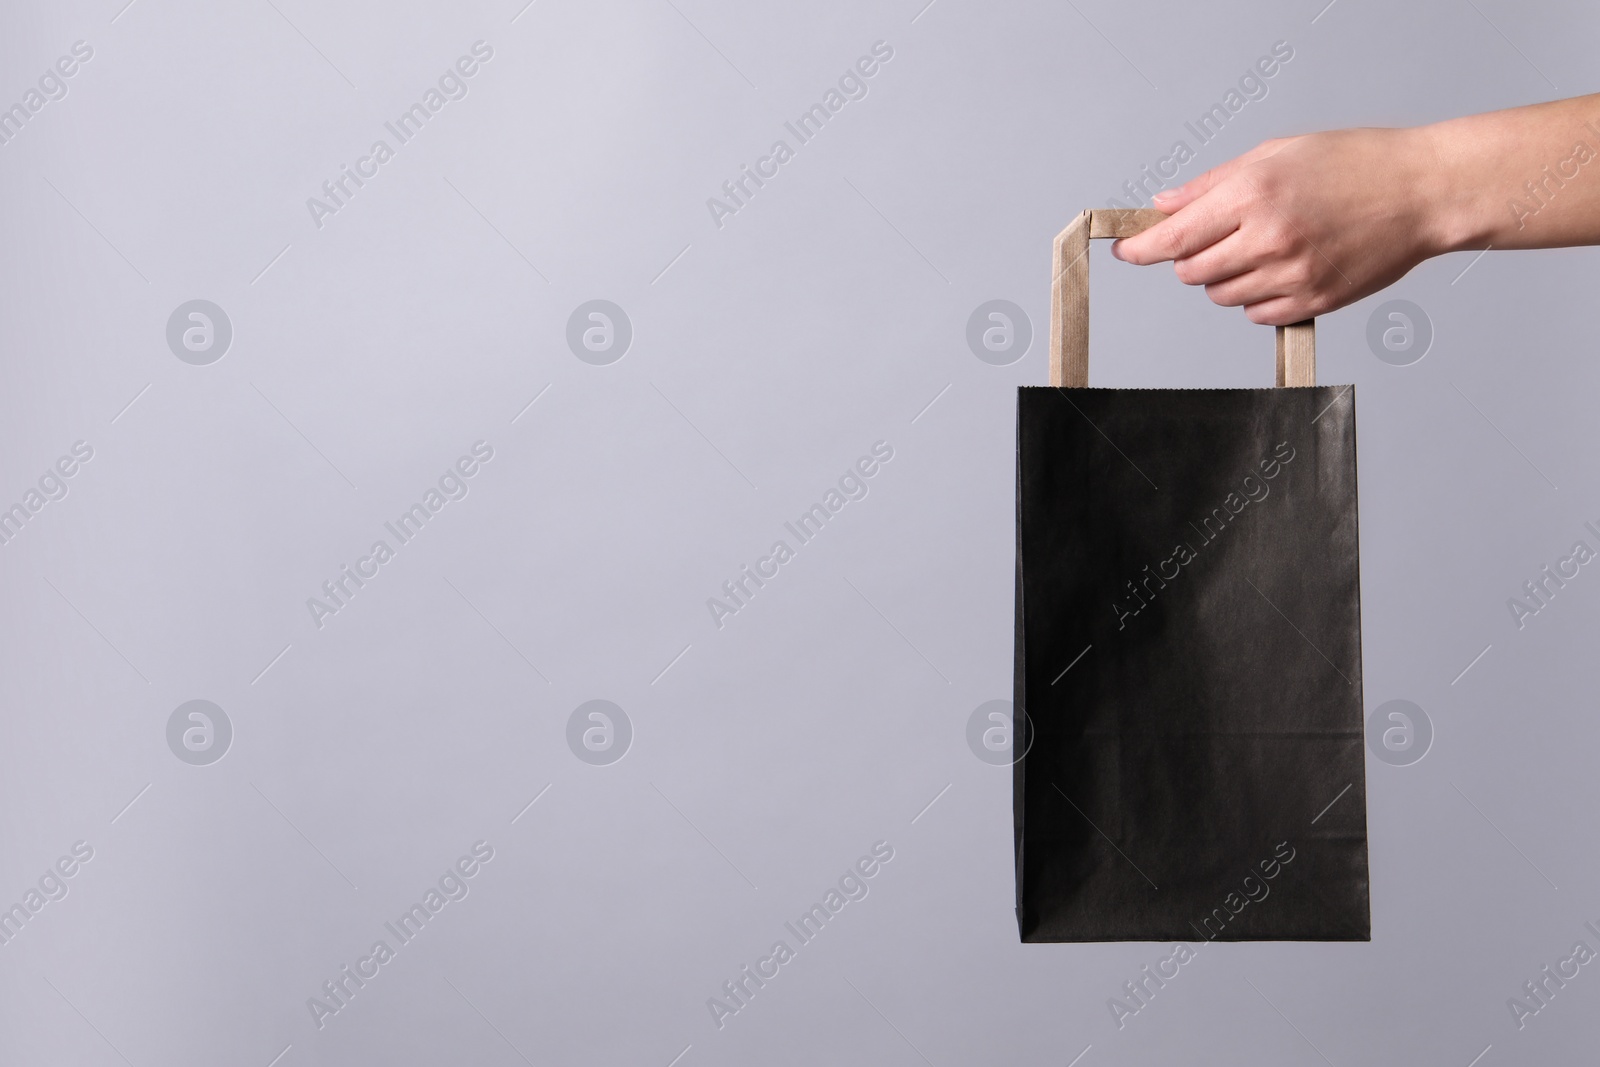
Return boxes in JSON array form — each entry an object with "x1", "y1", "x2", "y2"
[{"x1": 1049, "y1": 208, "x2": 1316, "y2": 388}]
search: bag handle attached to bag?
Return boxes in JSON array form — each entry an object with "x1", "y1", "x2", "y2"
[{"x1": 1049, "y1": 208, "x2": 1316, "y2": 388}]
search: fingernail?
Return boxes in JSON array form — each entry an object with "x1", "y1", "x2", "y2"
[
  {"x1": 1109, "y1": 240, "x2": 1124, "y2": 260},
  {"x1": 1152, "y1": 189, "x2": 1175, "y2": 204}
]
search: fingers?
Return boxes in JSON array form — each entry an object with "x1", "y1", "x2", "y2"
[
  {"x1": 1146, "y1": 137, "x2": 1298, "y2": 213},
  {"x1": 1202, "y1": 278, "x2": 1313, "y2": 325},
  {"x1": 1202, "y1": 270, "x2": 1278, "y2": 309},
  {"x1": 1173, "y1": 230, "x2": 1254, "y2": 286},
  {"x1": 1242, "y1": 296, "x2": 1305, "y2": 326},
  {"x1": 1112, "y1": 198, "x2": 1240, "y2": 265},
  {"x1": 1107, "y1": 133, "x2": 1328, "y2": 328}
]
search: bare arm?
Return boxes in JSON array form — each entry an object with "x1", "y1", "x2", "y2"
[{"x1": 1111, "y1": 94, "x2": 1600, "y2": 325}]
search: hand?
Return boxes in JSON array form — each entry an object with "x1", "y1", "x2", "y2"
[{"x1": 1110, "y1": 127, "x2": 1448, "y2": 325}]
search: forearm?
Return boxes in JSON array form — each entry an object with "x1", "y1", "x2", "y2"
[{"x1": 1422, "y1": 93, "x2": 1600, "y2": 253}]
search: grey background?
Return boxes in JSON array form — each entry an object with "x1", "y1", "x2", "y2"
[{"x1": 2, "y1": 0, "x2": 1598, "y2": 1063}]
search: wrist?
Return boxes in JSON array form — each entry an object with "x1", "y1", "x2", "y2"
[{"x1": 1410, "y1": 118, "x2": 1496, "y2": 255}]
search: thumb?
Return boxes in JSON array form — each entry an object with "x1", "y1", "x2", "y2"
[{"x1": 1150, "y1": 136, "x2": 1299, "y2": 213}]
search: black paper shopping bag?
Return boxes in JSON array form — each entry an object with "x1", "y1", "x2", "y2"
[{"x1": 1013, "y1": 209, "x2": 1370, "y2": 943}]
